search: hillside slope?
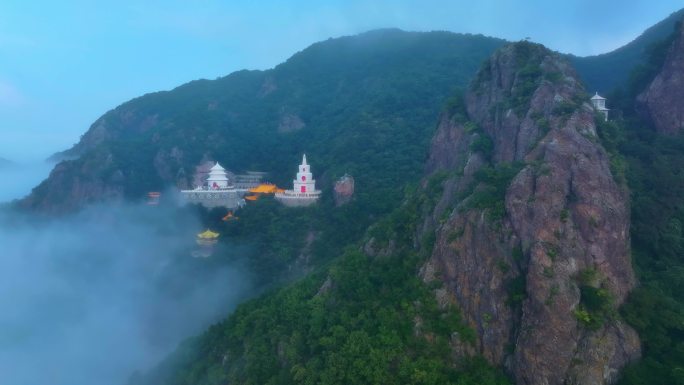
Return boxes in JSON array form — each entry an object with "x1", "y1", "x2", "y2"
[{"x1": 22, "y1": 29, "x2": 506, "y2": 214}]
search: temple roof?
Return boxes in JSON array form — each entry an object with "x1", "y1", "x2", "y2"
[
  {"x1": 591, "y1": 92, "x2": 606, "y2": 100},
  {"x1": 249, "y1": 183, "x2": 279, "y2": 193},
  {"x1": 197, "y1": 229, "x2": 220, "y2": 239},
  {"x1": 210, "y1": 162, "x2": 225, "y2": 171}
]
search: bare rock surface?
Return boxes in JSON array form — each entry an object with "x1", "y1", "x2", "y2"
[{"x1": 422, "y1": 42, "x2": 639, "y2": 384}]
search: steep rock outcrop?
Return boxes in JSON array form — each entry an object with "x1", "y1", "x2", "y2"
[
  {"x1": 333, "y1": 174, "x2": 355, "y2": 206},
  {"x1": 637, "y1": 19, "x2": 684, "y2": 134},
  {"x1": 422, "y1": 42, "x2": 639, "y2": 384}
]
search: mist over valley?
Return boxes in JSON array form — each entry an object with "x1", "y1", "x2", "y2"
[{"x1": 0, "y1": 203, "x2": 252, "y2": 385}]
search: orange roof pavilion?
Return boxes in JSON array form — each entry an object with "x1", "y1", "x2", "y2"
[{"x1": 248, "y1": 183, "x2": 279, "y2": 194}]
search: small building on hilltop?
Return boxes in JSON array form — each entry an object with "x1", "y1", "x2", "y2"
[
  {"x1": 180, "y1": 162, "x2": 245, "y2": 209},
  {"x1": 275, "y1": 154, "x2": 321, "y2": 207},
  {"x1": 591, "y1": 92, "x2": 609, "y2": 121}
]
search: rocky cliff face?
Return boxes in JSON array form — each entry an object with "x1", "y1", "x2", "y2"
[
  {"x1": 637, "y1": 20, "x2": 684, "y2": 134},
  {"x1": 333, "y1": 174, "x2": 355, "y2": 206},
  {"x1": 421, "y1": 42, "x2": 639, "y2": 384}
]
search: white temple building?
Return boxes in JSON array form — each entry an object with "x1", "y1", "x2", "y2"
[
  {"x1": 275, "y1": 154, "x2": 322, "y2": 207},
  {"x1": 180, "y1": 162, "x2": 245, "y2": 209},
  {"x1": 591, "y1": 92, "x2": 609, "y2": 121}
]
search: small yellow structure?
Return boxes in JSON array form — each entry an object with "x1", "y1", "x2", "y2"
[{"x1": 196, "y1": 229, "x2": 219, "y2": 246}]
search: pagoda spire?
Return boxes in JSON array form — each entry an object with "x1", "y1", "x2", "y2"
[{"x1": 302, "y1": 154, "x2": 307, "y2": 166}]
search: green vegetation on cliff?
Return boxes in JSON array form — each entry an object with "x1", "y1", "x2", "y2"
[
  {"x1": 591, "y1": 31, "x2": 684, "y2": 380},
  {"x1": 138, "y1": 186, "x2": 509, "y2": 385},
  {"x1": 597, "y1": 118, "x2": 684, "y2": 385},
  {"x1": 583, "y1": 22, "x2": 684, "y2": 382}
]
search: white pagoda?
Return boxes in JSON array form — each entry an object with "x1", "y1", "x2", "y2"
[
  {"x1": 180, "y1": 162, "x2": 245, "y2": 209},
  {"x1": 590, "y1": 92, "x2": 609, "y2": 121},
  {"x1": 275, "y1": 154, "x2": 321, "y2": 207},
  {"x1": 206, "y1": 162, "x2": 230, "y2": 189}
]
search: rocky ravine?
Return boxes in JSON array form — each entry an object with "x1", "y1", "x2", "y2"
[{"x1": 421, "y1": 42, "x2": 639, "y2": 384}]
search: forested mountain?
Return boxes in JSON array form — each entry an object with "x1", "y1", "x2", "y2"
[
  {"x1": 17, "y1": 10, "x2": 684, "y2": 385},
  {"x1": 21, "y1": 29, "x2": 509, "y2": 291},
  {"x1": 23, "y1": 30, "x2": 506, "y2": 214},
  {"x1": 137, "y1": 39, "x2": 643, "y2": 385}
]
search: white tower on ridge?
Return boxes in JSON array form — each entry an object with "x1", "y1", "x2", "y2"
[
  {"x1": 275, "y1": 154, "x2": 322, "y2": 207},
  {"x1": 206, "y1": 162, "x2": 230, "y2": 189},
  {"x1": 293, "y1": 154, "x2": 317, "y2": 194},
  {"x1": 590, "y1": 92, "x2": 609, "y2": 121}
]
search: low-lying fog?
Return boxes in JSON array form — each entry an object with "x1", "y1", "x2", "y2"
[{"x1": 0, "y1": 203, "x2": 253, "y2": 385}]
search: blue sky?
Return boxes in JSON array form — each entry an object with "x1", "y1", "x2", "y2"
[{"x1": 1, "y1": 0, "x2": 683, "y2": 162}]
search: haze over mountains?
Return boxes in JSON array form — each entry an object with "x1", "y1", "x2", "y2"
[{"x1": 0, "y1": 158, "x2": 52, "y2": 204}]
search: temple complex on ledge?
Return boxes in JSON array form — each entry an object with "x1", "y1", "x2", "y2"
[
  {"x1": 275, "y1": 154, "x2": 321, "y2": 207},
  {"x1": 180, "y1": 162, "x2": 246, "y2": 209}
]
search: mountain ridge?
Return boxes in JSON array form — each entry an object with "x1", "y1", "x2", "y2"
[
  {"x1": 22, "y1": 29, "x2": 508, "y2": 213},
  {"x1": 570, "y1": 8, "x2": 684, "y2": 92}
]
